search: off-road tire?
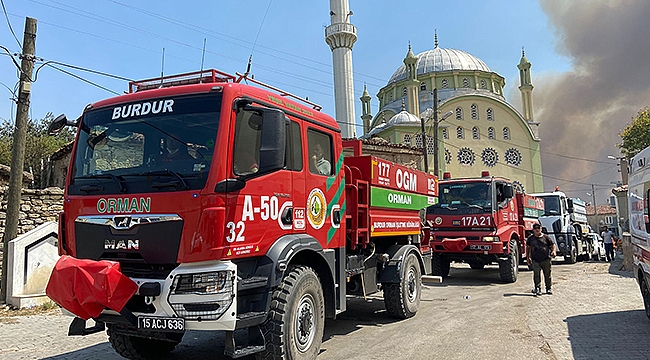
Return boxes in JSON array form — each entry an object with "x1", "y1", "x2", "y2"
[
  {"x1": 383, "y1": 252, "x2": 421, "y2": 319},
  {"x1": 640, "y1": 275, "x2": 650, "y2": 320},
  {"x1": 257, "y1": 265, "x2": 324, "y2": 360},
  {"x1": 107, "y1": 325, "x2": 183, "y2": 360},
  {"x1": 432, "y1": 253, "x2": 450, "y2": 278},
  {"x1": 469, "y1": 263, "x2": 485, "y2": 270},
  {"x1": 565, "y1": 242, "x2": 578, "y2": 264},
  {"x1": 499, "y1": 239, "x2": 519, "y2": 283}
]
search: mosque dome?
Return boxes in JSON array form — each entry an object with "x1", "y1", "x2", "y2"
[
  {"x1": 387, "y1": 47, "x2": 491, "y2": 85},
  {"x1": 387, "y1": 110, "x2": 420, "y2": 126}
]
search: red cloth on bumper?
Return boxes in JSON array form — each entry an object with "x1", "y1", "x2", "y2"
[
  {"x1": 441, "y1": 238, "x2": 468, "y2": 252},
  {"x1": 46, "y1": 255, "x2": 138, "y2": 320}
]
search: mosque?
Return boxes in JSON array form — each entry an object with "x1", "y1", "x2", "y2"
[{"x1": 358, "y1": 36, "x2": 544, "y2": 193}]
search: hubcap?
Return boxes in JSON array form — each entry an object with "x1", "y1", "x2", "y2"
[
  {"x1": 407, "y1": 266, "x2": 417, "y2": 302},
  {"x1": 294, "y1": 293, "x2": 316, "y2": 352}
]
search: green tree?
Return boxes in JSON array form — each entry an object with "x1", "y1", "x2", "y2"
[
  {"x1": 0, "y1": 113, "x2": 76, "y2": 188},
  {"x1": 619, "y1": 107, "x2": 650, "y2": 159}
]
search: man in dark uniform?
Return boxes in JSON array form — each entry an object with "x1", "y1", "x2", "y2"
[{"x1": 526, "y1": 224, "x2": 556, "y2": 296}]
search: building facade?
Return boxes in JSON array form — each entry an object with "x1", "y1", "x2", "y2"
[{"x1": 361, "y1": 38, "x2": 543, "y2": 193}]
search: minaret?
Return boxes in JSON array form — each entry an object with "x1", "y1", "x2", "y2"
[
  {"x1": 325, "y1": 0, "x2": 357, "y2": 138},
  {"x1": 518, "y1": 48, "x2": 539, "y2": 136},
  {"x1": 360, "y1": 85, "x2": 372, "y2": 135},
  {"x1": 403, "y1": 44, "x2": 420, "y2": 116}
]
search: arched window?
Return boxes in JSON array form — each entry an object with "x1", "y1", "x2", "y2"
[
  {"x1": 414, "y1": 134, "x2": 423, "y2": 149},
  {"x1": 442, "y1": 128, "x2": 449, "y2": 139},
  {"x1": 420, "y1": 82, "x2": 427, "y2": 91},
  {"x1": 486, "y1": 108, "x2": 494, "y2": 121},
  {"x1": 402, "y1": 87, "x2": 407, "y2": 96},
  {"x1": 471, "y1": 104, "x2": 478, "y2": 120},
  {"x1": 441, "y1": 79, "x2": 449, "y2": 89},
  {"x1": 457, "y1": 126, "x2": 464, "y2": 139},
  {"x1": 455, "y1": 107, "x2": 463, "y2": 120},
  {"x1": 480, "y1": 79, "x2": 487, "y2": 89},
  {"x1": 426, "y1": 135, "x2": 435, "y2": 154},
  {"x1": 403, "y1": 134, "x2": 411, "y2": 146},
  {"x1": 462, "y1": 78, "x2": 470, "y2": 88},
  {"x1": 472, "y1": 126, "x2": 480, "y2": 139},
  {"x1": 390, "y1": 93, "x2": 393, "y2": 101},
  {"x1": 503, "y1": 127, "x2": 510, "y2": 140},
  {"x1": 488, "y1": 127, "x2": 495, "y2": 139}
]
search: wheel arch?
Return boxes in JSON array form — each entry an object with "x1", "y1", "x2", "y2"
[{"x1": 377, "y1": 244, "x2": 425, "y2": 284}]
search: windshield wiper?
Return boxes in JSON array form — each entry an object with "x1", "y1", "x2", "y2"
[
  {"x1": 137, "y1": 169, "x2": 189, "y2": 190},
  {"x1": 75, "y1": 173, "x2": 126, "y2": 193}
]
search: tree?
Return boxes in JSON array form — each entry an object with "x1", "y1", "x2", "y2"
[
  {"x1": 0, "y1": 113, "x2": 76, "y2": 188},
  {"x1": 619, "y1": 107, "x2": 650, "y2": 159}
]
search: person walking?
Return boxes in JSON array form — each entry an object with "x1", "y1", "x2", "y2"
[
  {"x1": 602, "y1": 225, "x2": 615, "y2": 262},
  {"x1": 526, "y1": 224, "x2": 556, "y2": 296}
]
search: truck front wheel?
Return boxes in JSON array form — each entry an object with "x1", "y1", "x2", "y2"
[
  {"x1": 499, "y1": 239, "x2": 519, "y2": 283},
  {"x1": 107, "y1": 325, "x2": 183, "y2": 360},
  {"x1": 432, "y1": 253, "x2": 450, "y2": 278},
  {"x1": 383, "y1": 252, "x2": 421, "y2": 319},
  {"x1": 565, "y1": 242, "x2": 578, "y2": 264},
  {"x1": 257, "y1": 265, "x2": 324, "y2": 360}
]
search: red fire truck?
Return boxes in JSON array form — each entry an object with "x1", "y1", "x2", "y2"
[
  {"x1": 425, "y1": 172, "x2": 543, "y2": 282},
  {"x1": 45, "y1": 70, "x2": 438, "y2": 360}
]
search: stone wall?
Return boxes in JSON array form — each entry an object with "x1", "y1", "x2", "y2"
[{"x1": 0, "y1": 187, "x2": 64, "y2": 279}]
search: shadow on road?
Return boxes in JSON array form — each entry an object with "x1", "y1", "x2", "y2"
[
  {"x1": 323, "y1": 296, "x2": 402, "y2": 340},
  {"x1": 435, "y1": 264, "x2": 529, "y2": 287},
  {"x1": 565, "y1": 310, "x2": 650, "y2": 359}
]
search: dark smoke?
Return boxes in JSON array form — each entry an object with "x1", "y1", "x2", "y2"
[{"x1": 533, "y1": 0, "x2": 650, "y2": 203}]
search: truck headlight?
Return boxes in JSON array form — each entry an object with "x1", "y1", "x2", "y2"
[
  {"x1": 557, "y1": 235, "x2": 565, "y2": 243},
  {"x1": 482, "y1": 236, "x2": 500, "y2": 242},
  {"x1": 172, "y1": 271, "x2": 230, "y2": 295}
]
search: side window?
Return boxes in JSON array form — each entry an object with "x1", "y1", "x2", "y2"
[
  {"x1": 286, "y1": 120, "x2": 303, "y2": 171},
  {"x1": 233, "y1": 110, "x2": 262, "y2": 176},
  {"x1": 308, "y1": 129, "x2": 333, "y2": 176}
]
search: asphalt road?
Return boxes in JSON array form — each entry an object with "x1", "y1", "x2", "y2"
[{"x1": 1, "y1": 251, "x2": 648, "y2": 360}]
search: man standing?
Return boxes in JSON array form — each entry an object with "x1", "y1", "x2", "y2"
[
  {"x1": 526, "y1": 224, "x2": 557, "y2": 296},
  {"x1": 602, "y1": 226, "x2": 615, "y2": 262}
]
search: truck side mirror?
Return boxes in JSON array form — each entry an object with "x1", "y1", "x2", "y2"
[
  {"x1": 246, "y1": 106, "x2": 286, "y2": 175},
  {"x1": 48, "y1": 114, "x2": 77, "y2": 135},
  {"x1": 503, "y1": 184, "x2": 514, "y2": 199}
]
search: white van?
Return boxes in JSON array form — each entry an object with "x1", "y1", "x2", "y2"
[{"x1": 628, "y1": 146, "x2": 650, "y2": 319}]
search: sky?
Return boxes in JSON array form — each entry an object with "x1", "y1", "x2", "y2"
[{"x1": 0, "y1": 0, "x2": 641, "y2": 206}]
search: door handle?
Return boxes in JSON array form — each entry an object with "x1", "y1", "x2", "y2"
[{"x1": 281, "y1": 207, "x2": 293, "y2": 225}]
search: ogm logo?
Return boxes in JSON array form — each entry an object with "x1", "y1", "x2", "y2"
[{"x1": 307, "y1": 188, "x2": 327, "y2": 230}]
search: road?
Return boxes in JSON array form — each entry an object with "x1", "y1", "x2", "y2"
[{"x1": 1, "y1": 252, "x2": 648, "y2": 360}]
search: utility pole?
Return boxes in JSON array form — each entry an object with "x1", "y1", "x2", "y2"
[
  {"x1": 432, "y1": 88, "x2": 439, "y2": 177},
  {"x1": 419, "y1": 115, "x2": 428, "y2": 173},
  {"x1": 1, "y1": 17, "x2": 37, "y2": 304},
  {"x1": 591, "y1": 183, "x2": 597, "y2": 210},
  {"x1": 620, "y1": 157, "x2": 629, "y2": 185}
]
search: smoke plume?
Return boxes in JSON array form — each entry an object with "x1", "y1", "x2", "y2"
[{"x1": 534, "y1": 0, "x2": 650, "y2": 203}]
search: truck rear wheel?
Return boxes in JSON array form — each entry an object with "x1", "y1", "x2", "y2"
[
  {"x1": 257, "y1": 265, "x2": 324, "y2": 360},
  {"x1": 499, "y1": 239, "x2": 519, "y2": 283},
  {"x1": 432, "y1": 253, "x2": 450, "y2": 278},
  {"x1": 383, "y1": 252, "x2": 421, "y2": 319},
  {"x1": 107, "y1": 325, "x2": 183, "y2": 360}
]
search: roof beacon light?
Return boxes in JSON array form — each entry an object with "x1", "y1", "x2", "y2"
[
  {"x1": 481, "y1": 171, "x2": 490, "y2": 177},
  {"x1": 443, "y1": 172, "x2": 451, "y2": 180},
  {"x1": 555, "y1": 186, "x2": 560, "y2": 191}
]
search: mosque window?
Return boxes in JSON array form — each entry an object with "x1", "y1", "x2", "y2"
[
  {"x1": 457, "y1": 147, "x2": 475, "y2": 165},
  {"x1": 403, "y1": 134, "x2": 411, "y2": 146},
  {"x1": 414, "y1": 134, "x2": 423, "y2": 149},
  {"x1": 390, "y1": 93, "x2": 394, "y2": 101},
  {"x1": 402, "y1": 87, "x2": 407, "y2": 97},
  {"x1": 420, "y1": 82, "x2": 427, "y2": 91},
  {"x1": 427, "y1": 135, "x2": 435, "y2": 155},
  {"x1": 503, "y1": 127, "x2": 510, "y2": 140},
  {"x1": 505, "y1": 148, "x2": 522, "y2": 166},
  {"x1": 455, "y1": 107, "x2": 463, "y2": 120},
  {"x1": 471, "y1": 104, "x2": 478, "y2": 120},
  {"x1": 472, "y1": 127, "x2": 480, "y2": 139},
  {"x1": 441, "y1": 79, "x2": 449, "y2": 89},
  {"x1": 487, "y1": 108, "x2": 494, "y2": 121},
  {"x1": 488, "y1": 127, "x2": 495, "y2": 139},
  {"x1": 457, "y1": 126, "x2": 464, "y2": 139},
  {"x1": 442, "y1": 128, "x2": 449, "y2": 139},
  {"x1": 445, "y1": 148, "x2": 452, "y2": 164},
  {"x1": 481, "y1": 148, "x2": 499, "y2": 167},
  {"x1": 462, "y1": 78, "x2": 470, "y2": 88},
  {"x1": 480, "y1": 79, "x2": 487, "y2": 90}
]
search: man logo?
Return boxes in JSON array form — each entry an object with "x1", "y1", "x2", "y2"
[{"x1": 114, "y1": 216, "x2": 131, "y2": 229}]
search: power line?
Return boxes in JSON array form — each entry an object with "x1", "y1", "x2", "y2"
[
  {"x1": 34, "y1": 59, "x2": 134, "y2": 82},
  {"x1": 47, "y1": 64, "x2": 120, "y2": 95},
  {"x1": 0, "y1": 0, "x2": 21, "y2": 49}
]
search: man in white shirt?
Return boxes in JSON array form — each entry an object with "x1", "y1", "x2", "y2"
[
  {"x1": 601, "y1": 226, "x2": 614, "y2": 262},
  {"x1": 310, "y1": 143, "x2": 331, "y2": 176}
]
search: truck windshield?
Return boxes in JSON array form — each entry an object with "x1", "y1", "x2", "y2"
[
  {"x1": 427, "y1": 182, "x2": 492, "y2": 215},
  {"x1": 539, "y1": 196, "x2": 561, "y2": 216},
  {"x1": 69, "y1": 93, "x2": 221, "y2": 195}
]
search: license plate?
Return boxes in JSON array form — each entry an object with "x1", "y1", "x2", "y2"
[
  {"x1": 469, "y1": 245, "x2": 492, "y2": 250},
  {"x1": 138, "y1": 316, "x2": 185, "y2": 332}
]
